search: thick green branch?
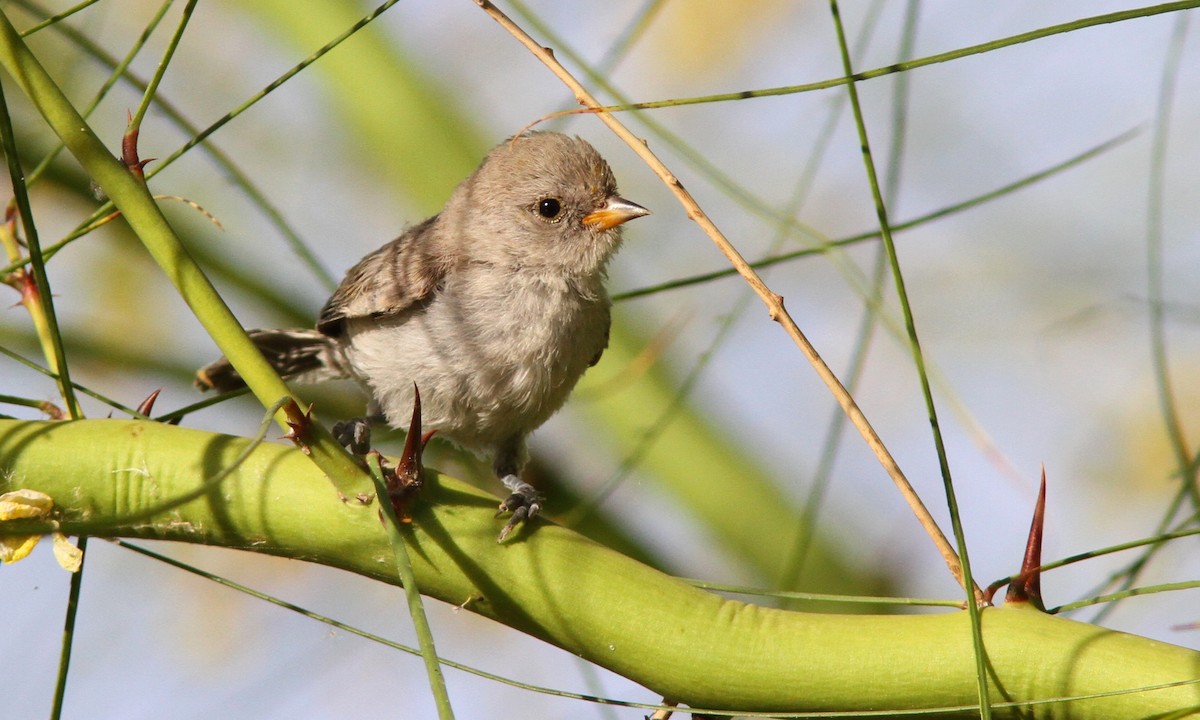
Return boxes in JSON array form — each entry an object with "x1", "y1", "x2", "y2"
[{"x1": 2, "y1": 419, "x2": 1198, "y2": 717}]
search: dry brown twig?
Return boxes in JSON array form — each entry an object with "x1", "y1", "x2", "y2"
[{"x1": 473, "y1": 0, "x2": 983, "y2": 603}]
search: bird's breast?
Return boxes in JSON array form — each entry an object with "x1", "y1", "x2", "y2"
[{"x1": 343, "y1": 269, "x2": 610, "y2": 448}]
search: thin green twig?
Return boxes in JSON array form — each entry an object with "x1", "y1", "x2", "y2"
[
  {"x1": 545, "y1": 1, "x2": 1200, "y2": 117},
  {"x1": 781, "y1": 0, "x2": 918, "y2": 594},
  {"x1": 1091, "y1": 13, "x2": 1196, "y2": 625},
  {"x1": 826, "y1": 0, "x2": 990, "y2": 717},
  {"x1": 614, "y1": 128, "x2": 1140, "y2": 302},
  {"x1": 16, "y1": 0, "x2": 101, "y2": 36},
  {"x1": 0, "y1": 6, "x2": 368, "y2": 495},
  {"x1": 1051, "y1": 580, "x2": 1200, "y2": 614},
  {"x1": 1145, "y1": 13, "x2": 1196, "y2": 508},
  {"x1": 0, "y1": 393, "x2": 63, "y2": 417},
  {"x1": 127, "y1": 0, "x2": 198, "y2": 131},
  {"x1": 685, "y1": 578, "x2": 963, "y2": 608},
  {"x1": 0, "y1": 70, "x2": 88, "y2": 719},
  {"x1": 591, "y1": 0, "x2": 665, "y2": 78},
  {"x1": 0, "y1": 343, "x2": 148, "y2": 417},
  {"x1": 108, "y1": 539, "x2": 683, "y2": 716},
  {"x1": 50, "y1": 535, "x2": 86, "y2": 720},
  {"x1": 7, "y1": 0, "x2": 339, "y2": 291},
  {"x1": 140, "y1": 0, "x2": 402, "y2": 190},
  {"x1": 365, "y1": 452, "x2": 455, "y2": 720},
  {"x1": 987, "y1": 525, "x2": 1200, "y2": 607},
  {"x1": 0, "y1": 67, "x2": 81, "y2": 418},
  {"x1": 20, "y1": 0, "x2": 175, "y2": 190},
  {"x1": 508, "y1": 0, "x2": 830, "y2": 241}
]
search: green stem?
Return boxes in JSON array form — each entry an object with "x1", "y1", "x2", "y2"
[
  {"x1": 366, "y1": 453, "x2": 455, "y2": 720},
  {"x1": 128, "y1": 0, "x2": 198, "y2": 131},
  {"x1": 0, "y1": 67, "x2": 80, "y2": 418},
  {"x1": 21, "y1": 0, "x2": 175, "y2": 190},
  {"x1": 613, "y1": 128, "x2": 1140, "y2": 302},
  {"x1": 49, "y1": 535, "x2": 87, "y2": 720},
  {"x1": 1145, "y1": 13, "x2": 1196, "y2": 508},
  {"x1": 533, "y1": 1, "x2": 1200, "y2": 117},
  {"x1": 826, "y1": 0, "x2": 990, "y2": 715},
  {"x1": 17, "y1": 0, "x2": 101, "y2": 36}
]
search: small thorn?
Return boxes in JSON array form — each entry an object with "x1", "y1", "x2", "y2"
[
  {"x1": 122, "y1": 115, "x2": 152, "y2": 180},
  {"x1": 282, "y1": 402, "x2": 315, "y2": 453},
  {"x1": 1006, "y1": 467, "x2": 1047, "y2": 610},
  {"x1": 767, "y1": 293, "x2": 786, "y2": 322},
  {"x1": 136, "y1": 388, "x2": 163, "y2": 417}
]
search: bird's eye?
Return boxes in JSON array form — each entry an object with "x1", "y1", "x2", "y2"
[{"x1": 537, "y1": 198, "x2": 562, "y2": 219}]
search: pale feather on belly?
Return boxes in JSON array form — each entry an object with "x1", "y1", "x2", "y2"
[{"x1": 342, "y1": 273, "x2": 607, "y2": 450}]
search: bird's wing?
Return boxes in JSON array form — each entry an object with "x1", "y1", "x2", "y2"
[{"x1": 316, "y1": 216, "x2": 450, "y2": 336}]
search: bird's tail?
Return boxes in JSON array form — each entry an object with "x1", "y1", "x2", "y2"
[{"x1": 195, "y1": 329, "x2": 352, "y2": 392}]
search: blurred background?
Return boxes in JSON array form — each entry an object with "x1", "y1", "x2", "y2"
[{"x1": 3, "y1": 0, "x2": 1199, "y2": 717}]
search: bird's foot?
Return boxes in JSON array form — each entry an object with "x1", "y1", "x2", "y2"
[
  {"x1": 332, "y1": 416, "x2": 373, "y2": 455},
  {"x1": 496, "y1": 474, "x2": 542, "y2": 542}
]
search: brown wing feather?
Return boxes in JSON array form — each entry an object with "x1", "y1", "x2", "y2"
[{"x1": 317, "y1": 216, "x2": 450, "y2": 336}]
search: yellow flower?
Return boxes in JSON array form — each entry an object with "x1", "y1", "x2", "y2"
[{"x1": 0, "y1": 489, "x2": 82, "y2": 571}]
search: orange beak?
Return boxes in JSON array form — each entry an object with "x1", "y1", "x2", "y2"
[{"x1": 582, "y1": 196, "x2": 651, "y2": 231}]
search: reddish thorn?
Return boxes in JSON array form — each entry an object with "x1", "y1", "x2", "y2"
[
  {"x1": 1006, "y1": 467, "x2": 1047, "y2": 610},
  {"x1": 136, "y1": 388, "x2": 162, "y2": 417},
  {"x1": 121, "y1": 116, "x2": 152, "y2": 180},
  {"x1": 390, "y1": 384, "x2": 427, "y2": 520},
  {"x1": 395, "y1": 384, "x2": 424, "y2": 486},
  {"x1": 282, "y1": 402, "x2": 315, "y2": 450},
  {"x1": 10, "y1": 270, "x2": 38, "y2": 306}
]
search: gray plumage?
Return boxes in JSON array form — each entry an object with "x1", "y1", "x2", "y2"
[{"x1": 197, "y1": 132, "x2": 649, "y2": 538}]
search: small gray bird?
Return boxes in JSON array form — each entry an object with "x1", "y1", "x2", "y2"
[{"x1": 197, "y1": 132, "x2": 649, "y2": 540}]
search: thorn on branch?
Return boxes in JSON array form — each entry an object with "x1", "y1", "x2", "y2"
[
  {"x1": 4, "y1": 268, "x2": 36, "y2": 307},
  {"x1": 768, "y1": 293, "x2": 786, "y2": 321},
  {"x1": 122, "y1": 114, "x2": 155, "y2": 180},
  {"x1": 136, "y1": 388, "x2": 163, "y2": 417},
  {"x1": 281, "y1": 401, "x2": 315, "y2": 454},
  {"x1": 1003, "y1": 467, "x2": 1047, "y2": 611},
  {"x1": 387, "y1": 385, "x2": 433, "y2": 522}
]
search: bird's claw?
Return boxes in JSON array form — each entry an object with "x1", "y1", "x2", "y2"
[
  {"x1": 332, "y1": 417, "x2": 372, "y2": 455},
  {"x1": 496, "y1": 475, "x2": 541, "y2": 542}
]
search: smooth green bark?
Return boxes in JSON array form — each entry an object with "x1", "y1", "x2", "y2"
[{"x1": 1, "y1": 418, "x2": 1198, "y2": 717}]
